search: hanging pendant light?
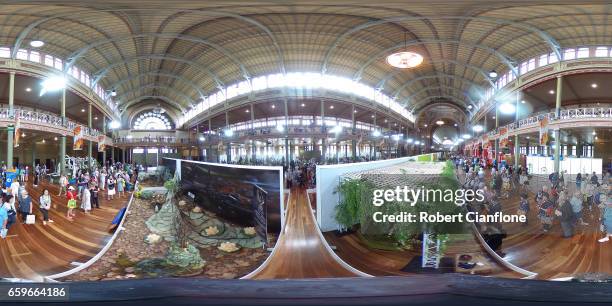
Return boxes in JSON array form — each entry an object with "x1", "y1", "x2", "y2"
[{"x1": 386, "y1": 32, "x2": 423, "y2": 69}]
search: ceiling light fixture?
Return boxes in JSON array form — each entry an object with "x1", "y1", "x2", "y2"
[
  {"x1": 30, "y1": 40, "x2": 44, "y2": 48},
  {"x1": 25, "y1": 87, "x2": 31, "y2": 92},
  {"x1": 521, "y1": 100, "x2": 526, "y2": 104},
  {"x1": 591, "y1": 83, "x2": 598, "y2": 88},
  {"x1": 54, "y1": 136, "x2": 58, "y2": 141},
  {"x1": 549, "y1": 90, "x2": 555, "y2": 95},
  {"x1": 472, "y1": 125, "x2": 484, "y2": 132},
  {"x1": 424, "y1": 124, "x2": 428, "y2": 127},
  {"x1": 271, "y1": 104, "x2": 275, "y2": 109},
  {"x1": 386, "y1": 32, "x2": 424, "y2": 69},
  {"x1": 111, "y1": 89, "x2": 117, "y2": 97},
  {"x1": 301, "y1": 103, "x2": 305, "y2": 107},
  {"x1": 245, "y1": 109, "x2": 249, "y2": 113},
  {"x1": 488, "y1": 70, "x2": 498, "y2": 78},
  {"x1": 329, "y1": 105, "x2": 334, "y2": 109},
  {"x1": 436, "y1": 120, "x2": 444, "y2": 125},
  {"x1": 40, "y1": 76, "x2": 66, "y2": 96},
  {"x1": 499, "y1": 103, "x2": 516, "y2": 114},
  {"x1": 81, "y1": 108, "x2": 86, "y2": 112},
  {"x1": 467, "y1": 105, "x2": 473, "y2": 109}
]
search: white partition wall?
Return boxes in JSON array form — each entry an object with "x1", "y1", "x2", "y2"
[
  {"x1": 526, "y1": 156, "x2": 602, "y2": 175},
  {"x1": 316, "y1": 156, "x2": 417, "y2": 232}
]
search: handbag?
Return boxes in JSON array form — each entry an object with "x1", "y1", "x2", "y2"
[{"x1": 25, "y1": 214, "x2": 35, "y2": 224}]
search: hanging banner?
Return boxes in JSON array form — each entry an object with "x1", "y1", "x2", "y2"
[
  {"x1": 98, "y1": 135, "x2": 107, "y2": 152},
  {"x1": 73, "y1": 125, "x2": 84, "y2": 150},
  {"x1": 539, "y1": 117, "x2": 549, "y2": 146},
  {"x1": 482, "y1": 134, "x2": 489, "y2": 148},
  {"x1": 499, "y1": 127, "x2": 509, "y2": 148},
  {"x1": 13, "y1": 113, "x2": 20, "y2": 148}
]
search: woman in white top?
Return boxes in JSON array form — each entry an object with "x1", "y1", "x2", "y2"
[
  {"x1": 10, "y1": 180, "x2": 20, "y2": 198},
  {"x1": 39, "y1": 189, "x2": 53, "y2": 226},
  {"x1": 81, "y1": 187, "x2": 92, "y2": 214},
  {"x1": 99, "y1": 170, "x2": 106, "y2": 191}
]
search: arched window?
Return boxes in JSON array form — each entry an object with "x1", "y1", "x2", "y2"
[{"x1": 132, "y1": 110, "x2": 173, "y2": 130}]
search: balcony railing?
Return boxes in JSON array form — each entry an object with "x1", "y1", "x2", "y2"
[
  {"x1": 485, "y1": 107, "x2": 612, "y2": 138},
  {"x1": 0, "y1": 107, "x2": 101, "y2": 137},
  {"x1": 113, "y1": 137, "x2": 197, "y2": 146}
]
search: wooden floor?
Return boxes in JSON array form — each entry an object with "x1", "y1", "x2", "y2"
[
  {"x1": 246, "y1": 188, "x2": 361, "y2": 279},
  {"x1": 0, "y1": 179, "x2": 129, "y2": 281},
  {"x1": 494, "y1": 177, "x2": 612, "y2": 279},
  {"x1": 324, "y1": 229, "x2": 520, "y2": 277}
]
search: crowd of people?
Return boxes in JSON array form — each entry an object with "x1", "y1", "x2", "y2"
[
  {"x1": 0, "y1": 161, "x2": 142, "y2": 239},
  {"x1": 452, "y1": 154, "x2": 612, "y2": 259},
  {"x1": 285, "y1": 159, "x2": 317, "y2": 189}
]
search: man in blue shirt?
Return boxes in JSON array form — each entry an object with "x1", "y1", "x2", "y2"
[{"x1": 0, "y1": 204, "x2": 8, "y2": 238}]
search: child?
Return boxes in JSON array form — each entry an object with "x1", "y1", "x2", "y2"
[
  {"x1": 66, "y1": 186, "x2": 77, "y2": 221},
  {"x1": 91, "y1": 183, "x2": 99, "y2": 209}
]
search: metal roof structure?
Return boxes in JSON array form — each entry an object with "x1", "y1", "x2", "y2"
[{"x1": 1, "y1": 1, "x2": 610, "y2": 125}]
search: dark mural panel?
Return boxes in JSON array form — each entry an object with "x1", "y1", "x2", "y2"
[
  {"x1": 162, "y1": 158, "x2": 176, "y2": 177},
  {"x1": 180, "y1": 161, "x2": 282, "y2": 234}
]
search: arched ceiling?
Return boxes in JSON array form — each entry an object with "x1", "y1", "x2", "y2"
[{"x1": 2, "y1": 1, "x2": 611, "y2": 125}]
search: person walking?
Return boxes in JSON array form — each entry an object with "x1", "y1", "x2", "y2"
[
  {"x1": 117, "y1": 175, "x2": 125, "y2": 198},
  {"x1": 39, "y1": 189, "x2": 53, "y2": 226},
  {"x1": 66, "y1": 186, "x2": 77, "y2": 220},
  {"x1": 556, "y1": 194, "x2": 576, "y2": 238},
  {"x1": 10, "y1": 178, "x2": 20, "y2": 199},
  {"x1": 0, "y1": 200, "x2": 8, "y2": 239},
  {"x1": 58, "y1": 174, "x2": 68, "y2": 196},
  {"x1": 81, "y1": 186, "x2": 91, "y2": 214},
  {"x1": 17, "y1": 190, "x2": 32, "y2": 224},
  {"x1": 90, "y1": 183, "x2": 100, "y2": 209},
  {"x1": 99, "y1": 169, "x2": 106, "y2": 191},
  {"x1": 598, "y1": 193, "x2": 612, "y2": 243},
  {"x1": 2, "y1": 195, "x2": 16, "y2": 231},
  {"x1": 570, "y1": 191, "x2": 588, "y2": 226},
  {"x1": 33, "y1": 165, "x2": 39, "y2": 187},
  {"x1": 107, "y1": 177, "x2": 116, "y2": 201}
]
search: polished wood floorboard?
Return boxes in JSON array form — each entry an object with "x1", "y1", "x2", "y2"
[
  {"x1": 0, "y1": 178, "x2": 129, "y2": 281},
  {"x1": 494, "y1": 177, "x2": 612, "y2": 279},
  {"x1": 248, "y1": 188, "x2": 360, "y2": 279},
  {"x1": 324, "y1": 229, "x2": 520, "y2": 277}
]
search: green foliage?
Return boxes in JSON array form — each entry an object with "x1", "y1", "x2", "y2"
[
  {"x1": 335, "y1": 160, "x2": 469, "y2": 250},
  {"x1": 334, "y1": 178, "x2": 374, "y2": 230},
  {"x1": 164, "y1": 179, "x2": 178, "y2": 194}
]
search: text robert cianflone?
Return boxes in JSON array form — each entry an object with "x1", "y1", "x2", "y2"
[
  {"x1": 372, "y1": 186, "x2": 485, "y2": 207},
  {"x1": 372, "y1": 211, "x2": 527, "y2": 223}
]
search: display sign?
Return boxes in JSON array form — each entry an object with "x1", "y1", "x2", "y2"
[
  {"x1": 98, "y1": 135, "x2": 106, "y2": 152},
  {"x1": 4, "y1": 171, "x2": 17, "y2": 188},
  {"x1": 13, "y1": 114, "x2": 20, "y2": 148},
  {"x1": 73, "y1": 125, "x2": 84, "y2": 150},
  {"x1": 499, "y1": 127, "x2": 509, "y2": 148},
  {"x1": 179, "y1": 160, "x2": 282, "y2": 234},
  {"x1": 539, "y1": 117, "x2": 549, "y2": 146}
]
